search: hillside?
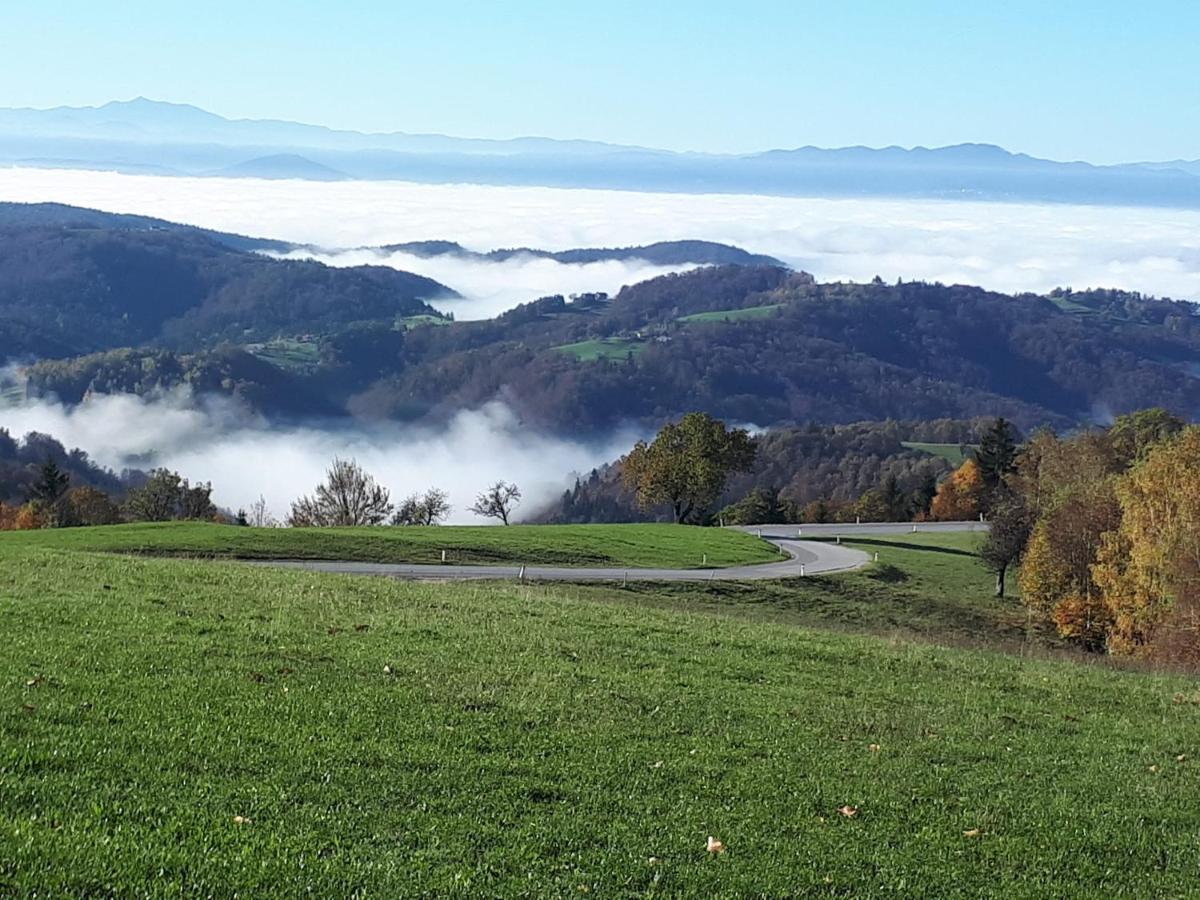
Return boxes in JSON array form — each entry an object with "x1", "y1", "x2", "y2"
[
  {"x1": 1, "y1": 536, "x2": 1197, "y2": 894},
  {"x1": 15, "y1": 261, "x2": 1200, "y2": 433},
  {"x1": 0, "y1": 203, "x2": 453, "y2": 359}
]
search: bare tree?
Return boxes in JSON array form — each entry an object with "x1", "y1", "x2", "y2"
[
  {"x1": 248, "y1": 494, "x2": 278, "y2": 528},
  {"x1": 470, "y1": 481, "x2": 521, "y2": 525},
  {"x1": 391, "y1": 488, "x2": 451, "y2": 526},
  {"x1": 288, "y1": 458, "x2": 393, "y2": 527}
]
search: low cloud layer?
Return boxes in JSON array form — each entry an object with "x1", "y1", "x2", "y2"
[
  {"x1": 1, "y1": 392, "x2": 638, "y2": 523},
  {"x1": 2, "y1": 168, "x2": 1199, "y2": 306},
  {"x1": 270, "y1": 247, "x2": 699, "y2": 320}
]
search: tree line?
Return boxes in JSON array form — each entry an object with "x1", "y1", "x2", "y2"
[{"x1": 932, "y1": 409, "x2": 1200, "y2": 664}]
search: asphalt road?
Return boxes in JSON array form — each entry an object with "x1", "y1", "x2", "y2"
[{"x1": 244, "y1": 521, "x2": 984, "y2": 584}]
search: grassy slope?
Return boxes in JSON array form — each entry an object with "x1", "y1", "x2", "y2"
[
  {"x1": 902, "y1": 441, "x2": 976, "y2": 466},
  {"x1": 2, "y1": 546, "x2": 1198, "y2": 896},
  {"x1": 677, "y1": 304, "x2": 783, "y2": 323},
  {"x1": 583, "y1": 532, "x2": 1043, "y2": 649},
  {"x1": 553, "y1": 337, "x2": 647, "y2": 361},
  {"x1": 0, "y1": 521, "x2": 780, "y2": 569}
]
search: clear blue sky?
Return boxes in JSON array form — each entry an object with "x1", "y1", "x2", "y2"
[{"x1": 3, "y1": 0, "x2": 1196, "y2": 162}]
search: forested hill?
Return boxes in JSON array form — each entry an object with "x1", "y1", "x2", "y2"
[
  {"x1": 0, "y1": 203, "x2": 454, "y2": 360},
  {"x1": 17, "y1": 263, "x2": 1200, "y2": 433},
  {"x1": 376, "y1": 239, "x2": 786, "y2": 267}
]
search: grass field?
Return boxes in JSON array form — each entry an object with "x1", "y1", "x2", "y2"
[
  {"x1": 589, "y1": 532, "x2": 1045, "y2": 649},
  {"x1": 553, "y1": 337, "x2": 647, "y2": 361},
  {"x1": 677, "y1": 304, "x2": 784, "y2": 323},
  {"x1": 902, "y1": 441, "x2": 977, "y2": 466},
  {"x1": 0, "y1": 521, "x2": 780, "y2": 569},
  {"x1": 2, "y1": 538, "x2": 1198, "y2": 895},
  {"x1": 243, "y1": 338, "x2": 322, "y2": 373},
  {"x1": 397, "y1": 314, "x2": 451, "y2": 330}
]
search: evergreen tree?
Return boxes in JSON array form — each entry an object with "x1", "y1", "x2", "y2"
[
  {"x1": 29, "y1": 458, "x2": 70, "y2": 505},
  {"x1": 975, "y1": 418, "x2": 1019, "y2": 494}
]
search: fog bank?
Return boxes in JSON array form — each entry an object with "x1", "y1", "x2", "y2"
[
  {"x1": 268, "y1": 247, "x2": 700, "y2": 320},
  {"x1": 0, "y1": 392, "x2": 637, "y2": 523}
]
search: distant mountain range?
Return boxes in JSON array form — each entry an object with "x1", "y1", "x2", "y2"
[{"x1": 3, "y1": 98, "x2": 1200, "y2": 208}]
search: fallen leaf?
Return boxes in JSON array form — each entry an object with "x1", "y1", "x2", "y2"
[
  {"x1": 963, "y1": 828, "x2": 982, "y2": 838},
  {"x1": 1150, "y1": 765, "x2": 1160, "y2": 774},
  {"x1": 354, "y1": 624, "x2": 370, "y2": 632},
  {"x1": 868, "y1": 743, "x2": 881, "y2": 753},
  {"x1": 383, "y1": 664, "x2": 394, "y2": 675},
  {"x1": 651, "y1": 760, "x2": 664, "y2": 769},
  {"x1": 233, "y1": 815, "x2": 251, "y2": 825},
  {"x1": 21, "y1": 703, "x2": 35, "y2": 713},
  {"x1": 327, "y1": 627, "x2": 342, "y2": 636},
  {"x1": 706, "y1": 836, "x2": 726, "y2": 854},
  {"x1": 1177, "y1": 754, "x2": 1188, "y2": 763},
  {"x1": 838, "y1": 805, "x2": 858, "y2": 818}
]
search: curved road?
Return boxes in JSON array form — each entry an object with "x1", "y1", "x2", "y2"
[{"x1": 245, "y1": 521, "x2": 985, "y2": 584}]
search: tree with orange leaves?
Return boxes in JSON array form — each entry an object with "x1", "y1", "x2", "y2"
[{"x1": 929, "y1": 458, "x2": 986, "y2": 521}]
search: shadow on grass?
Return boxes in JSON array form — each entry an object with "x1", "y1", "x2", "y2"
[{"x1": 808, "y1": 536, "x2": 978, "y2": 558}]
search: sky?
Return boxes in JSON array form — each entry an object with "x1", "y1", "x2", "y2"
[{"x1": 1, "y1": 1, "x2": 1195, "y2": 163}]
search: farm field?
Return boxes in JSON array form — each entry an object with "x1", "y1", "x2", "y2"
[{"x1": 553, "y1": 337, "x2": 648, "y2": 361}]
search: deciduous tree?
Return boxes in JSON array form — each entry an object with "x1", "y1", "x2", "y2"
[
  {"x1": 470, "y1": 482, "x2": 521, "y2": 525},
  {"x1": 621, "y1": 413, "x2": 756, "y2": 524},
  {"x1": 288, "y1": 458, "x2": 393, "y2": 527}
]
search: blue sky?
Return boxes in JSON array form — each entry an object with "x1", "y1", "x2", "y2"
[{"x1": 2, "y1": 0, "x2": 1195, "y2": 162}]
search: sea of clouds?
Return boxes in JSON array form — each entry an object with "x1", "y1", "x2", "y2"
[
  {"x1": 3, "y1": 166, "x2": 1200, "y2": 305},
  {"x1": 2, "y1": 166, "x2": 1198, "y2": 518}
]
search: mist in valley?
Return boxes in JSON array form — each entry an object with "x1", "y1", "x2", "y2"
[{"x1": 0, "y1": 390, "x2": 641, "y2": 524}]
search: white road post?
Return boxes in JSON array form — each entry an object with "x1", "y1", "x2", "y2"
[
  {"x1": 800, "y1": 563, "x2": 806, "y2": 577},
  {"x1": 518, "y1": 565, "x2": 526, "y2": 581},
  {"x1": 441, "y1": 549, "x2": 447, "y2": 563}
]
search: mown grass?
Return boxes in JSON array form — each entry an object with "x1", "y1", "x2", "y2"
[
  {"x1": 901, "y1": 441, "x2": 976, "y2": 466},
  {"x1": 1, "y1": 546, "x2": 1198, "y2": 896},
  {"x1": 677, "y1": 304, "x2": 783, "y2": 323},
  {"x1": 0, "y1": 521, "x2": 779, "y2": 569},
  {"x1": 553, "y1": 337, "x2": 647, "y2": 361}
]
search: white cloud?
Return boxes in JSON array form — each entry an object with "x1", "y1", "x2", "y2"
[
  {"x1": 268, "y1": 247, "x2": 699, "y2": 320},
  {"x1": 0, "y1": 392, "x2": 638, "y2": 523},
  {"x1": 1, "y1": 167, "x2": 1198, "y2": 306}
]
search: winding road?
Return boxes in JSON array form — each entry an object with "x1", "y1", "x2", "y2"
[{"x1": 246, "y1": 521, "x2": 986, "y2": 584}]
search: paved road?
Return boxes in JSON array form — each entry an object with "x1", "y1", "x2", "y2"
[{"x1": 244, "y1": 521, "x2": 983, "y2": 584}]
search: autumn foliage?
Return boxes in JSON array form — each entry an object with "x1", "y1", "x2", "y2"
[
  {"x1": 1009, "y1": 409, "x2": 1200, "y2": 663},
  {"x1": 929, "y1": 458, "x2": 985, "y2": 521}
]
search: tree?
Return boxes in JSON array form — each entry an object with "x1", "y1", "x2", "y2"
[
  {"x1": 718, "y1": 487, "x2": 784, "y2": 526},
  {"x1": 1092, "y1": 427, "x2": 1200, "y2": 662},
  {"x1": 621, "y1": 413, "x2": 756, "y2": 524},
  {"x1": 1108, "y1": 407, "x2": 1184, "y2": 468},
  {"x1": 64, "y1": 486, "x2": 122, "y2": 526},
  {"x1": 929, "y1": 459, "x2": 986, "y2": 521},
  {"x1": 29, "y1": 458, "x2": 70, "y2": 505},
  {"x1": 470, "y1": 481, "x2": 521, "y2": 525},
  {"x1": 979, "y1": 488, "x2": 1033, "y2": 598},
  {"x1": 975, "y1": 418, "x2": 1019, "y2": 498},
  {"x1": 288, "y1": 458, "x2": 393, "y2": 527},
  {"x1": 125, "y1": 469, "x2": 185, "y2": 522},
  {"x1": 179, "y1": 480, "x2": 216, "y2": 520},
  {"x1": 878, "y1": 473, "x2": 908, "y2": 521},
  {"x1": 392, "y1": 488, "x2": 452, "y2": 526},
  {"x1": 247, "y1": 495, "x2": 277, "y2": 528}
]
